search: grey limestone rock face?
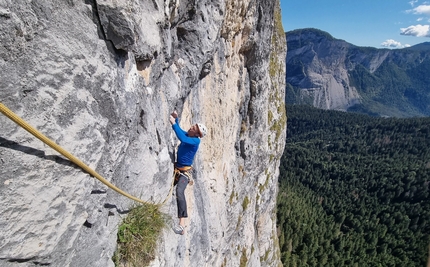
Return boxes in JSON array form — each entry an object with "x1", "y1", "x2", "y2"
[
  {"x1": 286, "y1": 31, "x2": 362, "y2": 111},
  {"x1": 0, "y1": 0, "x2": 286, "y2": 266}
]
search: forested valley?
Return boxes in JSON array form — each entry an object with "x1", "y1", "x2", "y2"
[{"x1": 277, "y1": 105, "x2": 430, "y2": 267}]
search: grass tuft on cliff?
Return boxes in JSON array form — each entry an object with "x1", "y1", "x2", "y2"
[{"x1": 113, "y1": 203, "x2": 166, "y2": 267}]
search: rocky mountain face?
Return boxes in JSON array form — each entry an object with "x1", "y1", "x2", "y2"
[
  {"x1": 286, "y1": 28, "x2": 430, "y2": 117},
  {"x1": 0, "y1": 0, "x2": 286, "y2": 266}
]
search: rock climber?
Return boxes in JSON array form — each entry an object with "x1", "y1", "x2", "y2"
[{"x1": 169, "y1": 110, "x2": 207, "y2": 235}]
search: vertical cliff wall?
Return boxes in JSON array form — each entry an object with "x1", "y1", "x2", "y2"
[{"x1": 0, "y1": 0, "x2": 286, "y2": 266}]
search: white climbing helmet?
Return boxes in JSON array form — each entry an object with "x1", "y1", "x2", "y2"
[{"x1": 197, "y1": 123, "x2": 207, "y2": 138}]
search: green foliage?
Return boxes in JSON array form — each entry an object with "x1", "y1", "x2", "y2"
[
  {"x1": 277, "y1": 105, "x2": 430, "y2": 267},
  {"x1": 239, "y1": 248, "x2": 248, "y2": 267},
  {"x1": 229, "y1": 190, "x2": 236, "y2": 205},
  {"x1": 270, "y1": 3, "x2": 285, "y2": 79},
  {"x1": 268, "y1": 1, "x2": 287, "y2": 148},
  {"x1": 268, "y1": 110, "x2": 274, "y2": 123},
  {"x1": 114, "y1": 203, "x2": 166, "y2": 267},
  {"x1": 259, "y1": 172, "x2": 271, "y2": 193},
  {"x1": 242, "y1": 196, "x2": 250, "y2": 210},
  {"x1": 346, "y1": 59, "x2": 426, "y2": 117}
]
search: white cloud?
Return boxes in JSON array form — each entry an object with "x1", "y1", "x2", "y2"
[
  {"x1": 381, "y1": 39, "x2": 406, "y2": 48},
  {"x1": 412, "y1": 4, "x2": 430, "y2": 15},
  {"x1": 402, "y1": 4, "x2": 430, "y2": 37},
  {"x1": 400, "y1": 24, "x2": 430, "y2": 37}
]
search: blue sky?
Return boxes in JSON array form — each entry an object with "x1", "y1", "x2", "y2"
[{"x1": 280, "y1": 0, "x2": 430, "y2": 48}]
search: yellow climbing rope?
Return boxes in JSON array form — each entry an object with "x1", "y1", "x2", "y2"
[{"x1": 0, "y1": 102, "x2": 172, "y2": 205}]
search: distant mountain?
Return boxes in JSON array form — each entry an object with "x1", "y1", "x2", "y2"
[{"x1": 286, "y1": 28, "x2": 430, "y2": 117}]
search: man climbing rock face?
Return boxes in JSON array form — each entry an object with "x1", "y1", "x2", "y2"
[{"x1": 169, "y1": 111, "x2": 207, "y2": 235}]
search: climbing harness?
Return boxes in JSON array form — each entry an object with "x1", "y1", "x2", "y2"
[
  {"x1": 0, "y1": 103, "x2": 173, "y2": 205},
  {"x1": 158, "y1": 165, "x2": 193, "y2": 206},
  {"x1": 174, "y1": 165, "x2": 193, "y2": 185}
]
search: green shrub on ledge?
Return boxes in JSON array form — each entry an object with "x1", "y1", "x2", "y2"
[{"x1": 113, "y1": 203, "x2": 166, "y2": 267}]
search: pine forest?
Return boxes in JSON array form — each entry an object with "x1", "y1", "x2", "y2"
[{"x1": 277, "y1": 105, "x2": 430, "y2": 267}]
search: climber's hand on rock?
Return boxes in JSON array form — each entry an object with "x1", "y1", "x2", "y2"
[
  {"x1": 170, "y1": 115, "x2": 176, "y2": 125},
  {"x1": 171, "y1": 111, "x2": 178, "y2": 118}
]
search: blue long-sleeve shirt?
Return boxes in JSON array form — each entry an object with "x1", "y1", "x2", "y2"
[{"x1": 172, "y1": 118, "x2": 200, "y2": 167}]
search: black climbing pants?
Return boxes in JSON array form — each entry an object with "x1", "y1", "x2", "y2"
[{"x1": 176, "y1": 174, "x2": 189, "y2": 218}]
